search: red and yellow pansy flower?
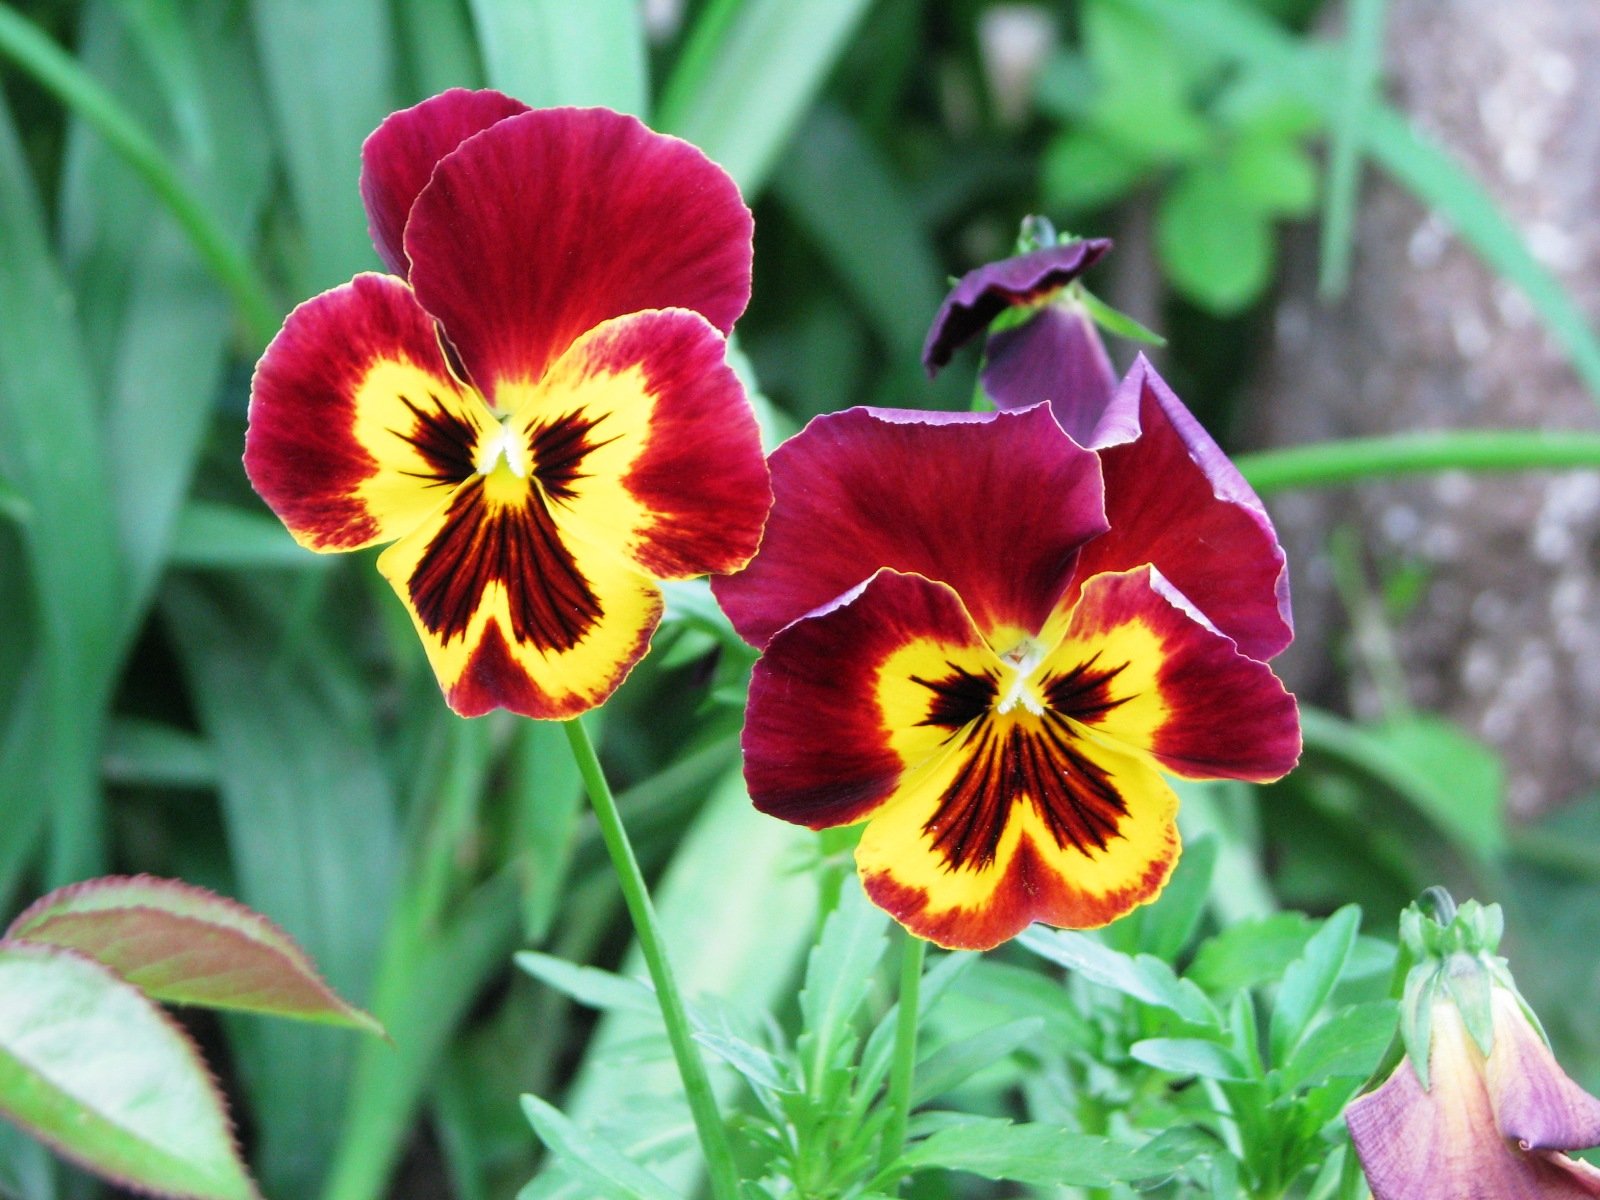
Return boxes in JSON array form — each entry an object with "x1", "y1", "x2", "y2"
[
  {"x1": 244, "y1": 91, "x2": 771, "y2": 719},
  {"x1": 713, "y1": 381, "x2": 1300, "y2": 950}
]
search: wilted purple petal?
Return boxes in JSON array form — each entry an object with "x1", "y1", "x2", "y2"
[
  {"x1": 982, "y1": 303, "x2": 1118, "y2": 446},
  {"x1": 922, "y1": 238, "x2": 1112, "y2": 374}
]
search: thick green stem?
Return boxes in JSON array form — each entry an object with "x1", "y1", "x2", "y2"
[
  {"x1": 877, "y1": 930, "x2": 926, "y2": 1184},
  {"x1": 1236, "y1": 431, "x2": 1600, "y2": 495},
  {"x1": 562, "y1": 716, "x2": 740, "y2": 1200}
]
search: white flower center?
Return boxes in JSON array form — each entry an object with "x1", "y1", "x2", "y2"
[
  {"x1": 475, "y1": 420, "x2": 527, "y2": 478},
  {"x1": 995, "y1": 640, "x2": 1047, "y2": 716}
]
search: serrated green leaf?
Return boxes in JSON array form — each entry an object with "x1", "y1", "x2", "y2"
[
  {"x1": 8, "y1": 877, "x2": 382, "y2": 1035},
  {"x1": 1278, "y1": 1000, "x2": 1397, "y2": 1093},
  {"x1": 1130, "y1": 1036, "x2": 1251, "y2": 1082},
  {"x1": 894, "y1": 1118, "x2": 1143, "y2": 1187},
  {"x1": 514, "y1": 952, "x2": 655, "y2": 1016},
  {"x1": 1270, "y1": 905, "x2": 1361, "y2": 1066},
  {"x1": 693, "y1": 1031, "x2": 795, "y2": 1096},
  {"x1": 1155, "y1": 164, "x2": 1274, "y2": 314},
  {"x1": 0, "y1": 942, "x2": 259, "y2": 1200},
  {"x1": 1018, "y1": 927, "x2": 1219, "y2": 1027},
  {"x1": 519, "y1": 1094, "x2": 683, "y2": 1200},
  {"x1": 799, "y1": 876, "x2": 890, "y2": 1084},
  {"x1": 1188, "y1": 911, "x2": 1316, "y2": 996},
  {"x1": 911, "y1": 1017, "x2": 1046, "y2": 1104}
]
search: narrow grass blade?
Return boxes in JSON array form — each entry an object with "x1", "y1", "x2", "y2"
[
  {"x1": 467, "y1": 0, "x2": 646, "y2": 114},
  {"x1": 1317, "y1": 0, "x2": 1388, "y2": 298},
  {"x1": 657, "y1": 0, "x2": 875, "y2": 195}
]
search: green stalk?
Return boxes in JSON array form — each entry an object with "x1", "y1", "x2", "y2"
[
  {"x1": 562, "y1": 716, "x2": 740, "y2": 1200},
  {"x1": 1235, "y1": 430, "x2": 1600, "y2": 496},
  {"x1": 877, "y1": 930, "x2": 926, "y2": 1184},
  {"x1": 0, "y1": 5, "x2": 279, "y2": 346}
]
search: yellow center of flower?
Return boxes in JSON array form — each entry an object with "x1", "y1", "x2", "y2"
[{"x1": 474, "y1": 418, "x2": 529, "y2": 479}]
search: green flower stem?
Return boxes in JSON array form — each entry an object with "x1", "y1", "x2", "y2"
[
  {"x1": 1236, "y1": 431, "x2": 1600, "y2": 496},
  {"x1": 0, "y1": 5, "x2": 280, "y2": 347},
  {"x1": 877, "y1": 930, "x2": 926, "y2": 1183},
  {"x1": 562, "y1": 716, "x2": 740, "y2": 1200}
]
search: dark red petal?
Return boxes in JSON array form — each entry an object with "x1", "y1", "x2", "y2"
[
  {"x1": 712, "y1": 404, "x2": 1107, "y2": 649},
  {"x1": 360, "y1": 89, "x2": 530, "y2": 276},
  {"x1": 245, "y1": 273, "x2": 489, "y2": 551},
  {"x1": 922, "y1": 238, "x2": 1111, "y2": 374},
  {"x1": 1061, "y1": 567, "x2": 1301, "y2": 782},
  {"x1": 405, "y1": 107, "x2": 753, "y2": 405},
  {"x1": 982, "y1": 304, "x2": 1119, "y2": 446},
  {"x1": 1068, "y1": 356, "x2": 1293, "y2": 660},
  {"x1": 743, "y1": 569, "x2": 989, "y2": 830}
]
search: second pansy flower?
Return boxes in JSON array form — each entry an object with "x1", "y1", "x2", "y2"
[
  {"x1": 713, "y1": 391, "x2": 1300, "y2": 950},
  {"x1": 245, "y1": 91, "x2": 771, "y2": 719}
]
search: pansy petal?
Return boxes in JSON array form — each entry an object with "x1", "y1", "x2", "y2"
[
  {"x1": 405, "y1": 107, "x2": 752, "y2": 405},
  {"x1": 1349, "y1": 1005, "x2": 1600, "y2": 1200},
  {"x1": 375, "y1": 472, "x2": 662, "y2": 719},
  {"x1": 922, "y1": 238, "x2": 1111, "y2": 373},
  {"x1": 744, "y1": 569, "x2": 999, "y2": 831},
  {"x1": 712, "y1": 405, "x2": 1107, "y2": 648},
  {"x1": 507, "y1": 309, "x2": 770, "y2": 579},
  {"x1": 245, "y1": 273, "x2": 492, "y2": 552},
  {"x1": 359, "y1": 88, "x2": 530, "y2": 276},
  {"x1": 982, "y1": 303, "x2": 1118, "y2": 445},
  {"x1": 1068, "y1": 357, "x2": 1293, "y2": 660},
  {"x1": 856, "y1": 722, "x2": 1178, "y2": 950},
  {"x1": 1487, "y1": 990, "x2": 1600, "y2": 1151},
  {"x1": 1048, "y1": 567, "x2": 1300, "y2": 782}
]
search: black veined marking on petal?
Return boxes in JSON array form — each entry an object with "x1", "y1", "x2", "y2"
[
  {"x1": 912, "y1": 655, "x2": 1134, "y2": 872},
  {"x1": 1043, "y1": 652, "x2": 1131, "y2": 724},
  {"x1": 528, "y1": 411, "x2": 623, "y2": 502},
  {"x1": 394, "y1": 391, "x2": 478, "y2": 486},
  {"x1": 912, "y1": 662, "x2": 999, "y2": 730},
  {"x1": 407, "y1": 478, "x2": 603, "y2": 652}
]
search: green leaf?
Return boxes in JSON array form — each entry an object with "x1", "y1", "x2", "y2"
[
  {"x1": 248, "y1": 0, "x2": 396, "y2": 290},
  {"x1": 1299, "y1": 707, "x2": 1505, "y2": 862},
  {"x1": 508, "y1": 720, "x2": 587, "y2": 942},
  {"x1": 1155, "y1": 164, "x2": 1274, "y2": 314},
  {"x1": 1017, "y1": 927, "x2": 1219, "y2": 1027},
  {"x1": 514, "y1": 952, "x2": 655, "y2": 1016},
  {"x1": 467, "y1": 0, "x2": 646, "y2": 114},
  {"x1": 1318, "y1": 0, "x2": 1389, "y2": 297},
  {"x1": 168, "y1": 502, "x2": 324, "y2": 571},
  {"x1": 771, "y1": 105, "x2": 946, "y2": 363},
  {"x1": 799, "y1": 875, "x2": 890, "y2": 1084},
  {"x1": 0, "y1": 941, "x2": 259, "y2": 1200},
  {"x1": 7, "y1": 877, "x2": 382, "y2": 1034},
  {"x1": 1041, "y1": 131, "x2": 1149, "y2": 212},
  {"x1": 1120, "y1": 835, "x2": 1217, "y2": 961},
  {"x1": 1188, "y1": 911, "x2": 1316, "y2": 996},
  {"x1": 1278, "y1": 1000, "x2": 1397, "y2": 1093},
  {"x1": 693, "y1": 1031, "x2": 795, "y2": 1096},
  {"x1": 1130, "y1": 1036, "x2": 1251, "y2": 1082},
  {"x1": 519, "y1": 1094, "x2": 683, "y2": 1200},
  {"x1": 1269, "y1": 904, "x2": 1361, "y2": 1066},
  {"x1": 911, "y1": 1017, "x2": 1047, "y2": 1104},
  {"x1": 1081, "y1": 0, "x2": 1211, "y2": 161},
  {"x1": 1115, "y1": 0, "x2": 1600, "y2": 401},
  {"x1": 894, "y1": 1118, "x2": 1143, "y2": 1187},
  {"x1": 657, "y1": 0, "x2": 875, "y2": 195},
  {"x1": 1227, "y1": 133, "x2": 1318, "y2": 216}
]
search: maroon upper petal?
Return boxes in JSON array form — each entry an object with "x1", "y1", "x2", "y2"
[
  {"x1": 982, "y1": 303, "x2": 1119, "y2": 446},
  {"x1": 922, "y1": 238, "x2": 1111, "y2": 375},
  {"x1": 1066, "y1": 356, "x2": 1293, "y2": 661},
  {"x1": 711, "y1": 404, "x2": 1108, "y2": 649},
  {"x1": 404, "y1": 106, "x2": 753, "y2": 406},
  {"x1": 360, "y1": 88, "x2": 530, "y2": 276}
]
